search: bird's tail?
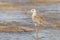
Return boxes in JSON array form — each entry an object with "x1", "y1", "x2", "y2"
[{"x1": 40, "y1": 22, "x2": 47, "y2": 28}]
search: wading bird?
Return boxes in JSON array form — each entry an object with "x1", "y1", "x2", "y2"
[{"x1": 30, "y1": 9, "x2": 46, "y2": 40}]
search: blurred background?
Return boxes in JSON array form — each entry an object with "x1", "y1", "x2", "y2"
[{"x1": 0, "y1": 0, "x2": 60, "y2": 40}]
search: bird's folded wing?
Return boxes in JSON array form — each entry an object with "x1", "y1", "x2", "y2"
[{"x1": 33, "y1": 16, "x2": 44, "y2": 24}]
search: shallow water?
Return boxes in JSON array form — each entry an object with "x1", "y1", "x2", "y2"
[
  {"x1": 0, "y1": 10, "x2": 59, "y2": 40},
  {"x1": 0, "y1": 1, "x2": 60, "y2": 40},
  {"x1": 0, "y1": 28, "x2": 60, "y2": 40}
]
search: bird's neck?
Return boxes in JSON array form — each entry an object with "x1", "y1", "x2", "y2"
[{"x1": 32, "y1": 12, "x2": 37, "y2": 16}]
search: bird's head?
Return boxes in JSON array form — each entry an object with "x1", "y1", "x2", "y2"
[
  {"x1": 27, "y1": 9, "x2": 37, "y2": 15},
  {"x1": 31, "y1": 9, "x2": 36, "y2": 13}
]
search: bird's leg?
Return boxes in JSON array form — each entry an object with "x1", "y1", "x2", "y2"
[{"x1": 35, "y1": 24, "x2": 39, "y2": 40}]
